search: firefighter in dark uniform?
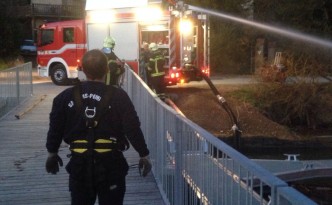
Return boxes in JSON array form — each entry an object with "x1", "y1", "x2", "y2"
[
  {"x1": 147, "y1": 42, "x2": 166, "y2": 94},
  {"x1": 139, "y1": 42, "x2": 150, "y2": 84},
  {"x1": 101, "y1": 36, "x2": 125, "y2": 86},
  {"x1": 45, "y1": 49, "x2": 152, "y2": 205}
]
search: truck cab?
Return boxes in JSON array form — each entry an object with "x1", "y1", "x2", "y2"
[{"x1": 37, "y1": 20, "x2": 86, "y2": 85}]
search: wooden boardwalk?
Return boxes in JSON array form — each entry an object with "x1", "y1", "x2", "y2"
[{"x1": 0, "y1": 82, "x2": 165, "y2": 205}]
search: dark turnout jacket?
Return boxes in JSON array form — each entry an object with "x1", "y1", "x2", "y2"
[{"x1": 46, "y1": 81, "x2": 149, "y2": 158}]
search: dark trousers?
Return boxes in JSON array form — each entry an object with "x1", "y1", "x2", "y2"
[
  {"x1": 150, "y1": 75, "x2": 165, "y2": 94},
  {"x1": 66, "y1": 153, "x2": 129, "y2": 205},
  {"x1": 70, "y1": 175, "x2": 126, "y2": 205}
]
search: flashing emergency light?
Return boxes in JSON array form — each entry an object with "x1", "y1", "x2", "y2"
[
  {"x1": 170, "y1": 72, "x2": 180, "y2": 79},
  {"x1": 135, "y1": 7, "x2": 163, "y2": 22},
  {"x1": 88, "y1": 10, "x2": 116, "y2": 23},
  {"x1": 201, "y1": 66, "x2": 210, "y2": 76},
  {"x1": 179, "y1": 19, "x2": 193, "y2": 35},
  {"x1": 86, "y1": 0, "x2": 148, "y2": 10}
]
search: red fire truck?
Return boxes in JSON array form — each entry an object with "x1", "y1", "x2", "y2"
[
  {"x1": 37, "y1": 19, "x2": 86, "y2": 85},
  {"x1": 37, "y1": 0, "x2": 210, "y2": 86}
]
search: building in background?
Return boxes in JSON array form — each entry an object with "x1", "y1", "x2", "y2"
[{"x1": 4, "y1": 0, "x2": 85, "y2": 41}]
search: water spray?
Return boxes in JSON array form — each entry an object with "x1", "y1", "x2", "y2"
[{"x1": 188, "y1": 5, "x2": 332, "y2": 49}]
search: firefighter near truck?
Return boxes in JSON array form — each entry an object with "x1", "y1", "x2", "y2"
[{"x1": 37, "y1": 0, "x2": 210, "y2": 87}]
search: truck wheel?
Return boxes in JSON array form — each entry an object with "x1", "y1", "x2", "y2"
[{"x1": 51, "y1": 64, "x2": 68, "y2": 85}]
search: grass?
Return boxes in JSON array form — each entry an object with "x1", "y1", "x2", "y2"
[
  {"x1": 0, "y1": 59, "x2": 8, "y2": 71},
  {"x1": 228, "y1": 85, "x2": 264, "y2": 108},
  {"x1": 0, "y1": 56, "x2": 24, "y2": 71}
]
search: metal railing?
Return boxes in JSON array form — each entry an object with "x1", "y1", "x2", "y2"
[
  {"x1": 0, "y1": 63, "x2": 33, "y2": 118},
  {"x1": 122, "y1": 66, "x2": 317, "y2": 205}
]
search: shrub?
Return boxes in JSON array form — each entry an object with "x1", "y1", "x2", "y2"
[{"x1": 253, "y1": 83, "x2": 332, "y2": 129}]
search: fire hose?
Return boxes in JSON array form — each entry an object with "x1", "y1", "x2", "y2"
[
  {"x1": 200, "y1": 71, "x2": 242, "y2": 149},
  {"x1": 163, "y1": 68, "x2": 242, "y2": 150}
]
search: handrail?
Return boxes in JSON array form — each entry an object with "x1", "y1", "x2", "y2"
[
  {"x1": 122, "y1": 67, "x2": 317, "y2": 205},
  {"x1": 0, "y1": 63, "x2": 33, "y2": 119}
]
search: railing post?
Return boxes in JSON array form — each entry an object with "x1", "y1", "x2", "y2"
[
  {"x1": 16, "y1": 67, "x2": 20, "y2": 105},
  {"x1": 174, "y1": 117, "x2": 184, "y2": 205},
  {"x1": 29, "y1": 63, "x2": 33, "y2": 96}
]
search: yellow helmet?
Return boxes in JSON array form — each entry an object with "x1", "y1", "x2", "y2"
[{"x1": 102, "y1": 36, "x2": 116, "y2": 53}]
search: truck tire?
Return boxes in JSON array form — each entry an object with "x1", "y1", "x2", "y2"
[{"x1": 51, "y1": 64, "x2": 68, "y2": 85}]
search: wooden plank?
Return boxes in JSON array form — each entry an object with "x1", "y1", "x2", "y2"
[{"x1": 0, "y1": 90, "x2": 165, "y2": 205}]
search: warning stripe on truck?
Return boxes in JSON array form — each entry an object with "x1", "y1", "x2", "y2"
[{"x1": 37, "y1": 44, "x2": 86, "y2": 55}]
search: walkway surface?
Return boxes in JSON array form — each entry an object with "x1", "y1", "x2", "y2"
[{"x1": 0, "y1": 80, "x2": 165, "y2": 205}]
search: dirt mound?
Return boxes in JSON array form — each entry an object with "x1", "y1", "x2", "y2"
[
  {"x1": 166, "y1": 84, "x2": 332, "y2": 150},
  {"x1": 167, "y1": 85, "x2": 297, "y2": 138}
]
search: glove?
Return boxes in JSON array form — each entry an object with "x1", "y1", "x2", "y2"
[
  {"x1": 138, "y1": 156, "x2": 152, "y2": 177},
  {"x1": 45, "y1": 153, "x2": 63, "y2": 174}
]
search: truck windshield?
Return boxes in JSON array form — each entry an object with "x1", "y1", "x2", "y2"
[{"x1": 40, "y1": 29, "x2": 54, "y2": 46}]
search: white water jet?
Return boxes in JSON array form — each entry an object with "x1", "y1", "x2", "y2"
[{"x1": 189, "y1": 5, "x2": 332, "y2": 49}]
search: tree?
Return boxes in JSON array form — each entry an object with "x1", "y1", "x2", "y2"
[
  {"x1": 185, "y1": 0, "x2": 254, "y2": 74},
  {"x1": 253, "y1": 0, "x2": 332, "y2": 78},
  {"x1": 254, "y1": 0, "x2": 331, "y2": 37},
  {"x1": 183, "y1": 0, "x2": 332, "y2": 74},
  {"x1": 0, "y1": 0, "x2": 25, "y2": 56}
]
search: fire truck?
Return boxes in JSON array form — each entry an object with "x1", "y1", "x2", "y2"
[
  {"x1": 37, "y1": 20, "x2": 86, "y2": 85},
  {"x1": 37, "y1": 0, "x2": 210, "y2": 86}
]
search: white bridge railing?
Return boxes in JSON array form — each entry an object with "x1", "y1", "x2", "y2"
[
  {"x1": 122, "y1": 66, "x2": 316, "y2": 205},
  {"x1": 0, "y1": 63, "x2": 33, "y2": 119}
]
